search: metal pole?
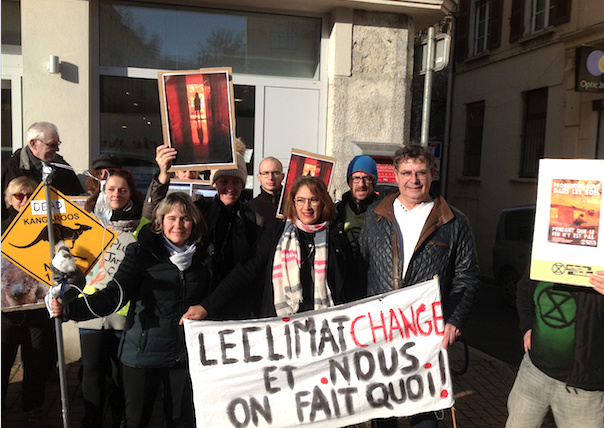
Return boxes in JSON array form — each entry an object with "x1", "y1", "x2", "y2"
[
  {"x1": 421, "y1": 26, "x2": 436, "y2": 147},
  {"x1": 441, "y1": 17, "x2": 457, "y2": 198},
  {"x1": 42, "y1": 162, "x2": 71, "y2": 428}
]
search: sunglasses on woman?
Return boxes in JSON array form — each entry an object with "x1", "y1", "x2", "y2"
[{"x1": 13, "y1": 192, "x2": 33, "y2": 201}]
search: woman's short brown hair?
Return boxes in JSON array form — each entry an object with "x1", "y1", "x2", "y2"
[
  {"x1": 150, "y1": 192, "x2": 206, "y2": 242},
  {"x1": 4, "y1": 177, "x2": 37, "y2": 208},
  {"x1": 283, "y1": 176, "x2": 335, "y2": 223}
]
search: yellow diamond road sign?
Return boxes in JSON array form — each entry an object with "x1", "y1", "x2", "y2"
[{"x1": 1, "y1": 183, "x2": 116, "y2": 287}]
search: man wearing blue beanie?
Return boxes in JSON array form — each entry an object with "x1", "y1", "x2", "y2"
[{"x1": 335, "y1": 155, "x2": 379, "y2": 301}]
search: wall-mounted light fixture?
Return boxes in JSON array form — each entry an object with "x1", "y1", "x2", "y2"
[{"x1": 49, "y1": 55, "x2": 60, "y2": 74}]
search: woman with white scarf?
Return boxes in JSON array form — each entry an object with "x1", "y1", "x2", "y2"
[
  {"x1": 50, "y1": 192, "x2": 211, "y2": 428},
  {"x1": 194, "y1": 175, "x2": 354, "y2": 319},
  {"x1": 77, "y1": 159, "x2": 144, "y2": 428}
]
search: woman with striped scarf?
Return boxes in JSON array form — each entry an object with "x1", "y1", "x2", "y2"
[{"x1": 195, "y1": 175, "x2": 355, "y2": 318}]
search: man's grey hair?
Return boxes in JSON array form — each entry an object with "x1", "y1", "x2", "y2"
[
  {"x1": 25, "y1": 122, "x2": 59, "y2": 145},
  {"x1": 260, "y1": 156, "x2": 283, "y2": 171},
  {"x1": 392, "y1": 143, "x2": 436, "y2": 171}
]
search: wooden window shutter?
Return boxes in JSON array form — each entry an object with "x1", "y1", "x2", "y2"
[
  {"x1": 553, "y1": 0, "x2": 571, "y2": 25},
  {"x1": 457, "y1": 0, "x2": 471, "y2": 62},
  {"x1": 509, "y1": 0, "x2": 524, "y2": 43},
  {"x1": 488, "y1": 0, "x2": 503, "y2": 50}
]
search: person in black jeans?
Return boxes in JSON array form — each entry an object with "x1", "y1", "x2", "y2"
[
  {"x1": 51, "y1": 193, "x2": 212, "y2": 428},
  {"x1": 76, "y1": 157, "x2": 144, "y2": 428},
  {"x1": 1, "y1": 177, "x2": 56, "y2": 428}
]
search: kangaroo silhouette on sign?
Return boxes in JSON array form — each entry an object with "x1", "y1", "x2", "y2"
[{"x1": 11, "y1": 223, "x2": 93, "y2": 249}]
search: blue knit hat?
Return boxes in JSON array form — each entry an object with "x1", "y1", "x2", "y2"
[{"x1": 347, "y1": 155, "x2": 378, "y2": 182}]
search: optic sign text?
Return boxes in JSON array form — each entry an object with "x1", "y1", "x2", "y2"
[{"x1": 184, "y1": 278, "x2": 453, "y2": 428}]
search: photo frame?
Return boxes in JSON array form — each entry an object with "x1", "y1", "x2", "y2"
[
  {"x1": 276, "y1": 149, "x2": 337, "y2": 219},
  {"x1": 158, "y1": 67, "x2": 236, "y2": 171}
]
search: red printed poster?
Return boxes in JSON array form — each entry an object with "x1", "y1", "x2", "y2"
[
  {"x1": 531, "y1": 159, "x2": 604, "y2": 287},
  {"x1": 548, "y1": 179, "x2": 600, "y2": 246},
  {"x1": 276, "y1": 150, "x2": 337, "y2": 218},
  {"x1": 158, "y1": 68, "x2": 236, "y2": 171}
]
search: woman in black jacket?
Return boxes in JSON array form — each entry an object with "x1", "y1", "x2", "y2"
[
  {"x1": 77, "y1": 159, "x2": 144, "y2": 428},
  {"x1": 2, "y1": 177, "x2": 57, "y2": 428},
  {"x1": 144, "y1": 145, "x2": 263, "y2": 319},
  {"x1": 51, "y1": 192, "x2": 211, "y2": 428},
  {"x1": 196, "y1": 175, "x2": 354, "y2": 319}
]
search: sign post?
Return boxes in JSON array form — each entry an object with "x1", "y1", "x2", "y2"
[
  {"x1": 43, "y1": 162, "x2": 71, "y2": 428},
  {"x1": 1, "y1": 185, "x2": 115, "y2": 286}
]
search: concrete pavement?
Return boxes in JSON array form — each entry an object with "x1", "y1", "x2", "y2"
[{"x1": 2, "y1": 346, "x2": 557, "y2": 428}]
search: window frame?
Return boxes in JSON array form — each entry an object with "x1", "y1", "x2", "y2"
[
  {"x1": 470, "y1": 0, "x2": 490, "y2": 56},
  {"x1": 519, "y1": 87, "x2": 548, "y2": 178},
  {"x1": 530, "y1": 0, "x2": 555, "y2": 33},
  {"x1": 463, "y1": 101, "x2": 485, "y2": 177}
]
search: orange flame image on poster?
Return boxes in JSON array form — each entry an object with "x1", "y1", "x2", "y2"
[{"x1": 548, "y1": 179, "x2": 601, "y2": 247}]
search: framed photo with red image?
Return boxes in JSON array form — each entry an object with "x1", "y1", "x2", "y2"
[
  {"x1": 276, "y1": 149, "x2": 337, "y2": 218},
  {"x1": 158, "y1": 67, "x2": 236, "y2": 171}
]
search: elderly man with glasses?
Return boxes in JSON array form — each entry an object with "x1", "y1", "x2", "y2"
[
  {"x1": 359, "y1": 143, "x2": 480, "y2": 428},
  {"x1": 1, "y1": 121, "x2": 84, "y2": 220},
  {"x1": 246, "y1": 156, "x2": 284, "y2": 228}
]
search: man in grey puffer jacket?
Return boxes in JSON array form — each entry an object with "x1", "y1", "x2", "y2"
[{"x1": 359, "y1": 144, "x2": 480, "y2": 428}]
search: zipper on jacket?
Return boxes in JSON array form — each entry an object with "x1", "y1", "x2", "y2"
[
  {"x1": 176, "y1": 270, "x2": 186, "y2": 364},
  {"x1": 179, "y1": 271, "x2": 186, "y2": 315}
]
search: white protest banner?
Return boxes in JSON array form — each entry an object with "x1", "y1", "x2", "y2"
[{"x1": 184, "y1": 278, "x2": 454, "y2": 428}]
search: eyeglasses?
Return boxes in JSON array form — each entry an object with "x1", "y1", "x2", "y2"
[
  {"x1": 294, "y1": 197, "x2": 321, "y2": 208},
  {"x1": 259, "y1": 171, "x2": 283, "y2": 177},
  {"x1": 395, "y1": 169, "x2": 429, "y2": 181},
  {"x1": 36, "y1": 139, "x2": 61, "y2": 150},
  {"x1": 100, "y1": 168, "x2": 131, "y2": 180},
  {"x1": 350, "y1": 176, "x2": 374, "y2": 184},
  {"x1": 13, "y1": 192, "x2": 33, "y2": 201}
]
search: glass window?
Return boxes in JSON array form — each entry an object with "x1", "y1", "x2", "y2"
[
  {"x1": 2, "y1": 81, "x2": 12, "y2": 165},
  {"x1": 472, "y1": 0, "x2": 489, "y2": 55},
  {"x1": 532, "y1": 0, "x2": 555, "y2": 33},
  {"x1": 100, "y1": 76, "x2": 255, "y2": 191},
  {"x1": 1, "y1": 0, "x2": 21, "y2": 46},
  {"x1": 504, "y1": 208, "x2": 536, "y2": 243},
  {"x1": 100, "y1": 1, "x2": 321, "y2": 79},
  {"x1": 463, "y1": 101, "x2": 485, "y2": 177},
  {"x1": 520, "y1": 87, "x2": 547, "y2": 178},
  {"x1": 100, "y1": 76, "x2": 162, "y2": 191}
]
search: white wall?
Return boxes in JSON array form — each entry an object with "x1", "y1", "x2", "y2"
[
  {"x1": 21, "y1": 0, "x2": 91, "y2": 173},
  {"x1": 327, "y1": 10, "x2": 414, "y2": 199}
]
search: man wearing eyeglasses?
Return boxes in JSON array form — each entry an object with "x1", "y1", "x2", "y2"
[
  {"x1": 359, "y1": 144, "x2": 480, "y2": 428},
  {"x1": 333, "y1": 155, "x2": 380, "y2": 301},
  {"x1": 1, "y1": 122, "x2": 84, "y2": 220},
  {"x1": 245, "y1": 156, "x2": 284, "y2": 228}
]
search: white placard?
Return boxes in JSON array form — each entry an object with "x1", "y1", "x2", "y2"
[{"x1": 184, "y1": 278, "x2": 454, "y2": 428}]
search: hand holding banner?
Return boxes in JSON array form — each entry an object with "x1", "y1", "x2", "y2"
[{"x1": 184, "y1": 278, "x2": 454, "y2": 428}]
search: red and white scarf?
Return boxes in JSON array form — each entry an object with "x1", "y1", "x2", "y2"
[{"x1": 272, "y1": 219, "x2": 333, "y2": 316}]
